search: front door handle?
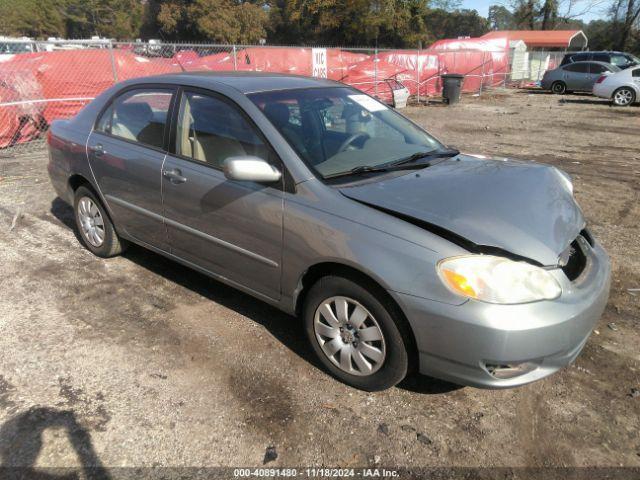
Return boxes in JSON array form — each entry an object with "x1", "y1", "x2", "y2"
[
  {"x1": 163, "y1": 168, "x2": 187, "y2": 184},
  {"x1": 89, "y1": 144, "x2": 104, "y2": 157}
]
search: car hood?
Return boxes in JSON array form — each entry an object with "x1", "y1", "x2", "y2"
[{"x1": 339, "y1": 154, "x2": 584, "y2": 266}]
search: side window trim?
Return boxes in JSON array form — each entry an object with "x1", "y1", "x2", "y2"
[{"x1": 93, "y1": 84, "x2": 177, "y2": 153}]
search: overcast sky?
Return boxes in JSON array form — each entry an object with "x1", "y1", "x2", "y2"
[{"x1": 460, "y1": 0, "x2": 606, "y2": 23}]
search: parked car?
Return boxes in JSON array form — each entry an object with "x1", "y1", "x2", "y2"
[
  {"x1": 0, "y1": 37, "x2": 39, "y2": 58},
  {"x1": 593, "y1": 65, "x2": 640, "y2": 106},
  {"x1": 560, "y1": 51, "x2": 640, "y2": 70},
  {"x1": 541, "y1": 61, "x2": 620, "y2": 94},
  {"x1": 47, "y1": 72, "x2": 610, "y2": 391}
]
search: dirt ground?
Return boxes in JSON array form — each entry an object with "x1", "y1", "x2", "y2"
[{"x1": 0, "y1": 89, "x2": 638, "y2": 475}]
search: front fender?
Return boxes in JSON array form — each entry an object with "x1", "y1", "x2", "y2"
[{"x1": 281, "y1": 182, "x2": 469, "y2": 311}]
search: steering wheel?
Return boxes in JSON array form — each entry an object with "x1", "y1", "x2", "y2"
[{"x1": 338, "y1": 132, "x2": 370, "y2": 153}]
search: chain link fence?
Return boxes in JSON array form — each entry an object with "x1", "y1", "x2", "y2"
[{"x1": 0, "y1": 39, "x2": 541, "y2": 156}]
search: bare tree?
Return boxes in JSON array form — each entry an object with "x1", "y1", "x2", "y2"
[
  {"x1": 541, "y1": 0, "x2": 558, "y2": 28},
  {"x1": 610, "y1": 0, "x2": 640, "y2": 49}
]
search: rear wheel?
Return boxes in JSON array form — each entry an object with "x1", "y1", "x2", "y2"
[
  {"x1": 612, "y1": 87, "x2": 635, "y2": 106},
  {"x1": 551, "y1": 81, "x2": 566, "y2": 95},
  {"x1": 73, "y1": 186, "x2": 126, "y2": 257},
  {"x1": 303, "y1": 275, "x2": 410, "y2": 391}
]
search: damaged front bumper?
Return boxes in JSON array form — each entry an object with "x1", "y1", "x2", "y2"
[{"x1": 394, "y1": 239, "x2": 611, "y2": 388}]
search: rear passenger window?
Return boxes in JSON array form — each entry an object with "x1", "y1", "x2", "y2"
[
  {"x1": 97, "y1": 89, "x2": 172, "y2": 149},
  {"x1": 589, "y1": 63, "x2": 607, "y2": 74},
  {"x1": 592, "y1": 54, "x2": 609, "y2": 63},
  {"x1": 564, "y1": 63, "x2": 589, "y2": 73},
  {"x1": 175, "y1": 91, "x2": 271, "y2": 169}
]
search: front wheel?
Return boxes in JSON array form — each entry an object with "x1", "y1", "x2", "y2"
[
  {"x1": 551, "y1": 81, "x2": 566, "y2": 95},
  {"x1": 612, "y1": 87, "x2": 636, "y2": 106},
  {"x1": 303, "y1": 276, "x2": 410, "y2": 391}
]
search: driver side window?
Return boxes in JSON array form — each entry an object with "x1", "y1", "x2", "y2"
[{"x1": 175, "y1": 91, "x2": 271, "y2": 169}]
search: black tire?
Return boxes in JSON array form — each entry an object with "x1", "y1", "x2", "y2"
[
  {"x1": 73, "y1": 186, "x2": 126, "y2": 257},
  {"x1": 551, "y1": 81, "x2": 566, "y2": 95},
  {"x1": 612, "y1": 87, "x2": 636, "y2": 107},
  {"x1": 303, "y1": 275, "x2": 410, "y2": 391}
]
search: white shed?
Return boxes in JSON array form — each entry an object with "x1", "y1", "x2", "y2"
[{"x1": 509, "y1": 40, "x2": 528, "y2": 80}]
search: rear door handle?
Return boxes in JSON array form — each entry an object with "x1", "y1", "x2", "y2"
[
  {"x1": 89, "y1": 144, "x2": 104, "y2": 157},
  {"x1": 163, "y1": 168, "x2": 187, "y2": 184}
]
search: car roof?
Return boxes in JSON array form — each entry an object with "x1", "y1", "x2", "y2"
[
  {"x1": 569, "y1": 51, "x2": 627, "y2": 55},
  {"x1": 563, "y1": 60, "x2": 616, "y2": 67},
  {"x1": 127, "y1": 71, "x2": 344, "y2": 94}
]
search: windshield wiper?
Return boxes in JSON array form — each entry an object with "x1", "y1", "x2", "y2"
[
  {"x1": 325, "y1": 165, "x2": 391, "y2": 179},
  {"x1": 324, "y1": 148, "x2": 460, "y2": 180},
  {"x1": 325, "y1": 161, "x2": 436, "y2": 180},
  {"x1": 390, "y1": 148, "x2": 460, "y2": 167}
]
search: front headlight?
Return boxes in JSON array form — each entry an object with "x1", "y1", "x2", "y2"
[{"x1": 437, "y1": 255, "x2": 561, "y2": 304}]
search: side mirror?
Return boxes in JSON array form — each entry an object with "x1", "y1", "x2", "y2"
[{"x1": 223, "y1": 156, "x2": 282, "y2": 183}]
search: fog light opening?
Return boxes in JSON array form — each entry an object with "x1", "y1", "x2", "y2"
[{"x1": 484, "y1": 362, "x2": 538, "y2": 379}]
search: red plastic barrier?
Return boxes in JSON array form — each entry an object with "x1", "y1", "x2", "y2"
[
  {"x1": 428, "y1": 37, "x2": 509, "y2": 92},
  {"x1": 0, "y1": 41, "x2": 509, "y2": 148},
  {"x1": 376, "y1": 51, "x2": 440, "y2": 96},
  {"x1": 0, "y1": 49, "x2": 180, "y2": 124},
  {"x1": 0, "y1": 68, "x2": 45, "y2": 147},
  {"x1": 341, "y1": 59, "x2": 407, "y2": 103},
  {"x1": 178, "y1": 47, "x2": 370, "y2": 81}
]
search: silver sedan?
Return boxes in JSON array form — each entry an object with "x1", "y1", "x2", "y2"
[
  {"x1": 47, "y1": 72, "x2": 611, "y2": 391},
  {"x1": 541, "y1": 61, "x2": 620, "y2": 94},
  {"x1": 594, "y1": 65, "x2": 640, "y2": 106}
]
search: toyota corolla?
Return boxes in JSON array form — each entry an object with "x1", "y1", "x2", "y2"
[{"x1": 47, "y1": 72, "x2": 611, "y2": 391}]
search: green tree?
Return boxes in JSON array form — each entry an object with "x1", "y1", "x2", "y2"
[
  {"x1": 488, "y1": 5, "x2": 515, "y2": 30},
  {"x1": 423, "y1": 8, "x2": 490, "y2": 41},
  {"x1": 539, "y1": 0, "x2": 558, "y2": 29},
  {"x1": 148, "y1": 0, "x2": 268, "y2": 42},
  {"x1": 63, "y1": 0, "x2": 144, "y2": 38},
  {"x1": 267, "y1": 0, "x2": 431, "y2": 47},
  {"x1": 188, "y1": 0, "x2": 268, "y2": 43},
  {"x1": 0, "y1": 0, "x2": 66, "y2": 37},
  {"x1": 511, "y1": 0, "x2": 539, "y2": 29}
]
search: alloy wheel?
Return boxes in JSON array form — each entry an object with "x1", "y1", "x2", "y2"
[
  {"x1": 613, "y1": 88, "x2": 634, "y2": 106},
  {"x1": 77, "y1": 196, "x2": 105, "y2": 247},
  {"x1": 313, "y1": 296, "x2": 386, "y2": 376}
]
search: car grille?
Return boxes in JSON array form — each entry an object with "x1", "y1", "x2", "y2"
[{"x1": 560, "y1": 229, "x2": 592, "y2": 281}]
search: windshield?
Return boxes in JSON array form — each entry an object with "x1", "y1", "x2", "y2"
[{"x1": 248, "y1": 87, "x2": 445, "y2": 179}]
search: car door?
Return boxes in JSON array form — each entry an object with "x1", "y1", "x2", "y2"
[
  {"x1": 563, "y1": 63, "x2": 590, "y2": 90},
  {"x1": 587, "y1": 63, "x2": 607, "y2": 90},
  {"x1": 162, "y1": 88, "x2": 284, "y2": 300},
  {"x1": 87, "y1": 87, "x2": 174, "y2": 250}
]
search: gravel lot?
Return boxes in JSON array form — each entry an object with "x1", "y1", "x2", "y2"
[{"x1": 0, "y1": 89, "x2": 638, "y2": 474}]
